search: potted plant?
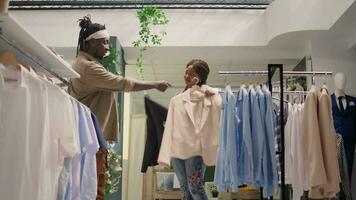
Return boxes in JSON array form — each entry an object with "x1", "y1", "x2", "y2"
[
  {"x1": 206, "y1": 182, "x2": 219, "y2": 198},
  {"x1": 211, "y1": 184, "x2": 219, "y2": 198}
]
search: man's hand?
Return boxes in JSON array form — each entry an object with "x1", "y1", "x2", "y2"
[{"x1": 155, "y1": 81, "x2": 171, "y2": 92}]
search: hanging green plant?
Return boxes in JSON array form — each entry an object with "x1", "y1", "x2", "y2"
[
  {"x1": 132, "y1": 5, "x2": 169, "y2": 80},
  {"x1": 99, "y1": 44, "x2": 122, "y2": 75}
]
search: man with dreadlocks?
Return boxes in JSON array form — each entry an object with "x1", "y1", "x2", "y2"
[{"x1": 68, "y1": 16, "x2": 171, "y2": 200}]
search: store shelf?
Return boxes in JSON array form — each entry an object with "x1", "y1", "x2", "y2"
[{"x1": 0, "y1": 13, "x2": 79, "y2": 78}]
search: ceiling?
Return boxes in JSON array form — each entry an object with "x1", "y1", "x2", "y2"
[{"x1": 9, "y1": 0, "x2": 273, "y2": 9}]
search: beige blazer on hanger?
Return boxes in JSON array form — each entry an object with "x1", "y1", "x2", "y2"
[
  {"x1": 158, "y1": 85, "x2": 222, "y2": 166},
  {"x1": 302, "y1": 85, "x2": 328, "y2": 194},
  {"x1": 309, "y1": 85, "x2": 340, "y2": 198}
]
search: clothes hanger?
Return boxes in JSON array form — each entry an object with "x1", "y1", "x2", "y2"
[
  {"x1": 0, "y1": 52, "x2": 21, "y2": 71},
  {"x1": 190, "y1": 77, "x2": 205, "y2": 94},
  {"x1": 0, "y1": 52, "x2": 24, "y2": 82},
  {"x1": 224, "y1": 78, "x2": 230, "y2": 88}
]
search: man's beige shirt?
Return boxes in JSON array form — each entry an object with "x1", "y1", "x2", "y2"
[{"x1": 68, "y1": 51, "x2": 135, "y2": 141}]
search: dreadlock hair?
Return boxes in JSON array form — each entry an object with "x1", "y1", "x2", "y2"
[{"x1": 77, "y1": 15, "x2": 106, "y2": 56}]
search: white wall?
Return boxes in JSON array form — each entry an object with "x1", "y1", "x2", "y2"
[
  {"x1": 264, "y1": 0, "x2": 354, "y2": 44},
  {"x1": 10, "y1": 0, "x2": 354, "y2": 48},
  {"x1": 10, "y1": 9, "x2": 264, "y2": 47},
  {"x1": 311, "y1": 39, "x2": 356, "y2": 96}
]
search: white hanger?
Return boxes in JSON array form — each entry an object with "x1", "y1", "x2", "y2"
[{"x1": 190, "y1": 77, "x2": 205, "y2": 94}]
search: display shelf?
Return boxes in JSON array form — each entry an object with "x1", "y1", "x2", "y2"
[{"x1": 0, "y1": 13, "x2": 79, "y2": 78}]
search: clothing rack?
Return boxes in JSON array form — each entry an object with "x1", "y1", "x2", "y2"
[
  {"x1": 0, "y1": 34, "x2": 70, "y2": 85},
  {"x1": 219, "y1": 65, "x2": 333, "y2": 200},
  {"x1": 217, "y1": 88, "x2": 309, "y2": 95},
  {"x1": 0, "y1": 14, "x2": 79, "y2": 84},
  {"x1": 219, "y1": 70, "x2": 333, "y2": 77}
]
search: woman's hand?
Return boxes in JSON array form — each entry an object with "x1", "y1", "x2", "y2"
[
  {"x1": 204, "y1": 89, "x2": 215, "y2": 97},
  {"x1": 155, "y1": 81, "x2": 172, "y2": 92}
]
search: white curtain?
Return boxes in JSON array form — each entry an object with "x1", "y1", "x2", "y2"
[{"x1": 126, "y1": 114, "x2": 146, "y2": 200}]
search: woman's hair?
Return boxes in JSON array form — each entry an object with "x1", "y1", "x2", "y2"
[
  {"x1": 77, "y1": 16, "x2": 106, "y2": 56},
  {"x1": 186, "y1": 59, "x2": 210, "y2": 86}
]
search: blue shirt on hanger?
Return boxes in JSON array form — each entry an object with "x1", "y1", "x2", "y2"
[
  {"x1": 236, "y1": 85, "x2": 253, "y2": 185},
  {"x1": 91, "y1": 112, "x2": 108, "y2": 149},
  {"x1": 261, "y1": 87, "x2": 278, "y2": 197},
  {"x1": 249, "y1": 87, "x2": 265, "y2": 188},
  {"x1": 214, "y1": 86, "x2": 239, "y2": 192}
]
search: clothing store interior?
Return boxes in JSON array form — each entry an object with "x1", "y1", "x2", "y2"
[{"x1": 1, "y1": 0, "x2": 356, "y2": 200}]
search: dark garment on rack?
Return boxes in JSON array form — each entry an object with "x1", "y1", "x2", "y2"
[
  {"x1": 273, "y1": 103, "x2": 288, "y2": 184},
  {"x1": 141, "y1": 96, "x2": 168, "y2": 173},
  {"x1": 91, "y1": 112, "x2": 108, "y2": 150},
  {"x1": 351, "y1": 152, "x2": 356, "y2": 200},
  {"x1": 91, "y1": 112, "x2": 108, "y2": 200},
  {"x1": 331, "y1": 94, "x2": 356, "y2": 179},
  {"x1": 336, "y1": 134, "x2": 352, "y2": 200}
]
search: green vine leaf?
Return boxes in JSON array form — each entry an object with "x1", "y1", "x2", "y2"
[
  {"x1": 132, "y1": 5, "x2": 169, "y2": 80},
  {"x1": 99, "y1": 44, "x2": 121, "y2": 75}
]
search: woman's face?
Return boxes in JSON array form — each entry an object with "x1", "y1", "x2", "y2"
[{"x1": 184, "y1": 65, "x2": 199, "y2": 88}]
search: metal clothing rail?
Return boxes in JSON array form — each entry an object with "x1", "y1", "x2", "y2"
[
  {"x1": 221, "y1": 65, "x2": 333, "y2": 200},
  {"x1": 217, "y1": 88, "x2": 309, "y2": 95},
  {"x1": 273, "y1": 90, "x2": 309, "y2": 95},
  {"x1": 0, "y1": 34, "x2": 70, "y2": 85},
  {"x1": 219, "y1": 70, "x2": 333, "y2": 76}
]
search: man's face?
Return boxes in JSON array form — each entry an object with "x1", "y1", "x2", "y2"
[{"x1": 89, "y1": 38, "x2": 109, "y2": 58}]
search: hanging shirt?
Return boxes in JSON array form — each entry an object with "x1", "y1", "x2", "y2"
[
  {"x1": 91, "y1": 112, "x2": 108, "y2": 150},
  {"x1": 1, "y1": 66, "x2": 52, "y2": 200},
  {"x1": 214, "y1": 86, "x2": 238, "y2": 192},
  {"x1": 141, "y1": 97, "x2": 168, "y2": 173},
  {"x1": 290, "y1": 104, "x2": 306, "y2": 200},
  {"x1": 57, "y1": 158, "x2": 73, "y2": 200},
  {"x1": 331, "y1": 93, "x2": 356, "y2": 178},
  {"x1": 261, "y1": 87, "x2": 278, "y2": 198},
  {"x1": 249, "y1": 87, "x2": 265, "y2": 188},
  {"x1": 38, "y1": 76, "x2": 79, "y2": 200},
  {"x1": 70, "y1": 100, "x2": 99, "y2": 200},
  {"x1": 236, "y1": 85, "x2": 253, "y2": 185},
  {"x1": 68, "y1": 51, "x2": 136, "y2": 141},
  {"x1": 0, "y1": 65, "x2": 79, "y2": 200},
  {"x1": 0, "y1": 66, "x2": 35, "y2": 200},
  {"x1": 284, "y1": 103, "x2": 293, "y2": 185},
  {"x1": 81, "y1": 105, "x2": 100, "y2": 200}
]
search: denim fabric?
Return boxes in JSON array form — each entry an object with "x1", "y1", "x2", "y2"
[{"x1": 172, "y1": 156, "x2": 208, "y2": 200}]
